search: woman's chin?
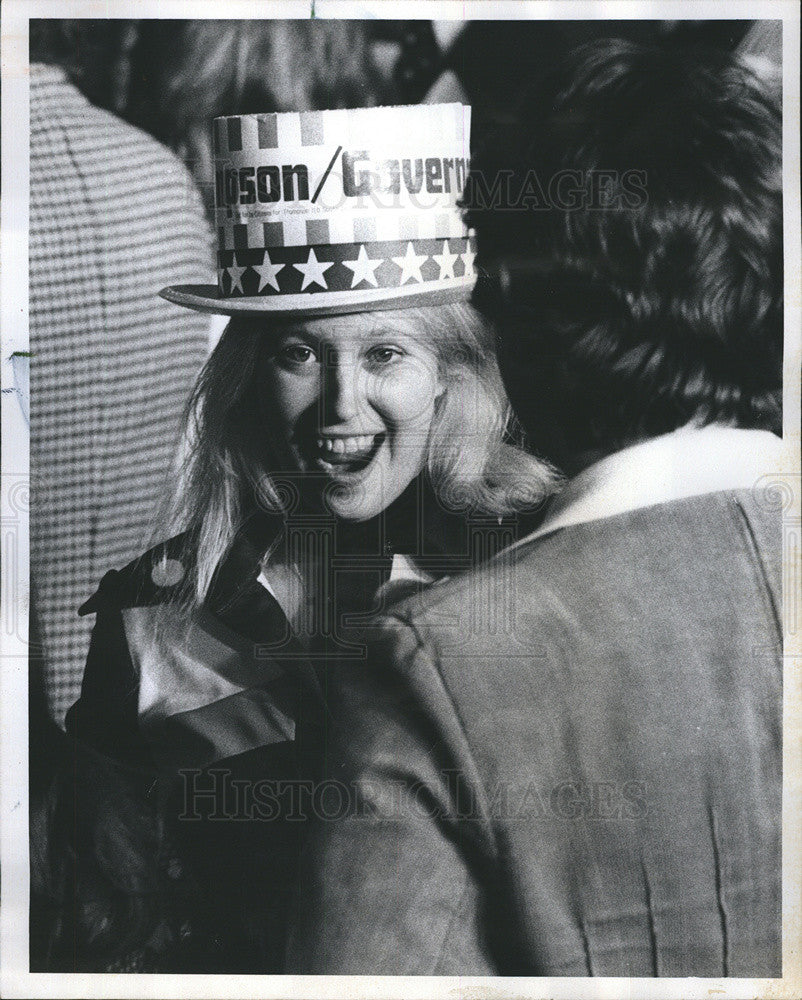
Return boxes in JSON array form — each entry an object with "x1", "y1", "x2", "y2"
[
  {"x1": 323, "y1": 458, "x2": 414, "y2": 521},
  {"x1": 290, "y1": 437, "x2": 426, "y2": 521},
  {"x1": 324, "y1": 474, "x2": 389, "y2": 521}
]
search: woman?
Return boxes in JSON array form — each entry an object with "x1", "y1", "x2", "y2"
[{"x1": 63, "y1": 103, "x2": 558, "y2": 971}]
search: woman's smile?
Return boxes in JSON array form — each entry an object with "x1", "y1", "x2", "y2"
[
  {"x1": 309, "y1": 433, "x2": 385, "y2": 476},
  {"x1": 317, "y1": 435, "x2": 379, "y2": 456}
]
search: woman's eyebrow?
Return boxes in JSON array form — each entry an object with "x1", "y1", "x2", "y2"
[
  {"x1": 275, "y1": 329, "x2": 319, "y2": 344},
  {"x1": 359, "y1": 323, "x2": 415, "y2": 342}
]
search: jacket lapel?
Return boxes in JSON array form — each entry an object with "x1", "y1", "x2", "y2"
[{"x1": 205, "y1": 511, "x2": 325, "y2": 707}]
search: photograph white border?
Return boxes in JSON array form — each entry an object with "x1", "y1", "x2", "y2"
[{"x1": 2, "y1": 2, "x2": 800, "y2": 997}]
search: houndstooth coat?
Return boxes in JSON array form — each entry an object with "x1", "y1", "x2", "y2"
[{"x1": 29, "y1": 63, "x2": 214, "y2": 723}]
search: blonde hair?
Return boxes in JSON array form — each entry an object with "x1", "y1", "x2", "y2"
[{"x1": 161, "y1": 301, "x2": 559, "y2": 607}]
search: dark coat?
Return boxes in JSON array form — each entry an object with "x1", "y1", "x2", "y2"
[
  {"x1": 66, "y1": 481, "x2": 538, "y2": 971},
  {"x1": 66, "y1": 515, "x2": 315, "y2": 971}
]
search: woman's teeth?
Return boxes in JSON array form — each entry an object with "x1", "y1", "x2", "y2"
[
  {"x1": 310, "y1": 433, "x2": 383, "y2": 474},
  {"x1": 317, "y1": 435, "x2": 376, "y2": 455}
]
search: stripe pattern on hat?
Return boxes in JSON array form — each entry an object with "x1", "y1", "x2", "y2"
[{"x1": 212, "y1": 104, "x2": 470, "y2": 157}]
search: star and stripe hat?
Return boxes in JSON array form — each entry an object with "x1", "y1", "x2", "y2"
[{"x1": 161, "y1": 103, "x2": 477, "y2": 318}]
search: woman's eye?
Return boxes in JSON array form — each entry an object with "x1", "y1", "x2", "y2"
[
  {"x1": 366, "y1": 346, "x2": 402, "y2": 366},
  {"x1": 280, "y1": 344, "x2": 317, "y2": 365}
]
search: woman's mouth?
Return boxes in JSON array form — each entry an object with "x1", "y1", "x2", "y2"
[{"x1": 307, "y1": 433, "x2": 385, "y2": 477}]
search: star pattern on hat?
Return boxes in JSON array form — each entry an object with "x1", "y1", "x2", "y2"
[
  {"x1": 227, "y1": 262, "x2": 248, "y2": 294},
  {"x1": 293, "y1": 248, "x2": 334, "y2": 291},
  {"x1": 392, "y1": 242, "x2": 429, "y2": 285},
  {"x1": 220, "y1": 236, "x2": 474, "y2": 299},
  {"x1": 254, "y1": 251, "x2": 285, "y2": 292},
  {"x1": 342, "y1": 245, "x2": 382, "y2": 288},
  {"x1": 432, "y1": 240, "x2": 459, "y2": 280}
]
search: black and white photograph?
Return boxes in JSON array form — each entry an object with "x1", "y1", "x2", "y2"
[{"x1": 1, "y1": 2, "x2": 800, "y2": 997}]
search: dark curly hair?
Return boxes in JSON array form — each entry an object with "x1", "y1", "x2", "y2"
[{"x1": 468, "y1": 39, "x2": 783, "y2": 463}]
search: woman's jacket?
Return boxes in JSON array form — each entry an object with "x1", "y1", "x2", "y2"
[{"x1": 65, "y1": 480, "x2": 538, "y2": 970}]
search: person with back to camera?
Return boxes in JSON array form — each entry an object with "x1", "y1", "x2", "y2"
[
  {"x1": 63, "y1": 102, "x2": 556, "y2": 971},
  {"x1": 287, "y1": 40, "x2": 784, "y2": 976}
]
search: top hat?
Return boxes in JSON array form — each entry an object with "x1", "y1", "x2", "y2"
[{"x1": 160, "y1": 103, "x2": 476, "y2": 319}]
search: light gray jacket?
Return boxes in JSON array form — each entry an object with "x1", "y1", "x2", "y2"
[{"x1": 289, "y1": 487, "x2": 782, "y2": 976}]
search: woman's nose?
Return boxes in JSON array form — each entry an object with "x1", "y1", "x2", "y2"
[{"x1": 323, "y1": 358, "x2": 362, "y2": 423}]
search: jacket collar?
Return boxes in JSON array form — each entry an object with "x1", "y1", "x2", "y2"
[
  {"x1": 204, "y1": 508, "x2": 327, "y2": 706},
  {"x1": 204, "y1": 507, "x2": 285, "y2": 631},
  {"x1": 519, "y1": 425, "x2": 783, "y2": 546}
]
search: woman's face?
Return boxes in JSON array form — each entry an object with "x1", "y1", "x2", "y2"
[{"x1": 260, "y1": 310, "x2": 444, "y2": 521}]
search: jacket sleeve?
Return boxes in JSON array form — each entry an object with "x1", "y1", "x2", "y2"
[
  {"x1": 65, "y1": 570, "x2": 153, "y2": 768},
  {"x1": 286, "y1": 614, "x2": 499, "y2": 975}
]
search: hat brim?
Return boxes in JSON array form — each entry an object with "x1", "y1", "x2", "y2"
[{"x1": 160, "y1": 283, "x2": 472, "y2": 319}]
